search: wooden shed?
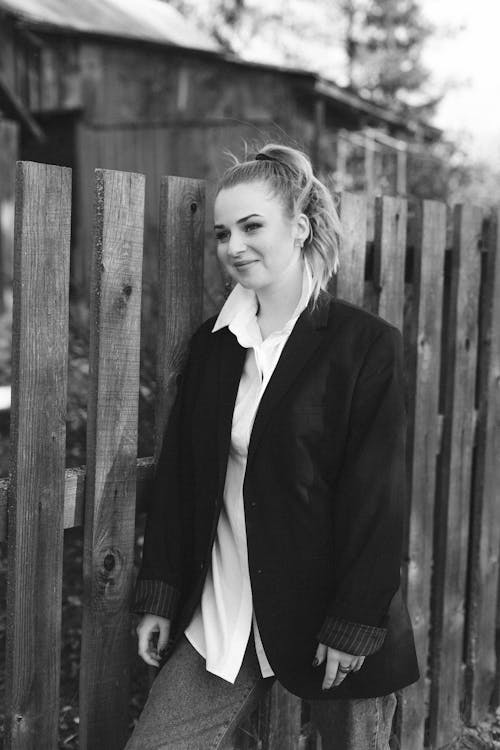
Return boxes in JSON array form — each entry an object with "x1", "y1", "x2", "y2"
[{"x1": 0, "y1": 0, "x2": 440, "y2": 319}]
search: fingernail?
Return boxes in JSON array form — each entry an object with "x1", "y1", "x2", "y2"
[{"x1": 312, "y1": 657, "x2": 319, "y2": 667}]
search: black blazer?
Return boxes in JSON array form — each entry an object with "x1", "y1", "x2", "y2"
[{"x1": 134, "y1": 290, "x2": 420, "y2": 700}]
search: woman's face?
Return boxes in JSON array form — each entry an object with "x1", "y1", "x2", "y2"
[{"x1": 214, "y1": 181, "x2": 307, "y2": 293}]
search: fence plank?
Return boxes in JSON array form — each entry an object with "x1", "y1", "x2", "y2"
[
  {"x1": 335, "y1": 191, "x2": 367, "y2": 307},
  {"x1": 373, "y1": 195, "x2": 407, "y2": 330},
  {"x1": 5, "y1": 161, "x2": 71, "y2": 749},
  {"x1": 155, "y1": 175, "x2": 205, "y2": 452},
  {"x1": 464, "y1": 209, "x2": 500, "y2": 722},
  {"x1": 261, "y1": 683, "x2": 302, "y2": 750},
  {"x1": 79, "y1": 169, "x2": 145, "y2": 750},
  {"x1": 429, "y1": 204, "x2": 482, "y2": 748},
  {"x1": 399, "y1": 200, "x2": 446, "y2": 750}
]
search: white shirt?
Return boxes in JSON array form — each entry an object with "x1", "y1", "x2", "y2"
[{"x1": 184, "y1": 261, "x2": 314, "y2": 683}]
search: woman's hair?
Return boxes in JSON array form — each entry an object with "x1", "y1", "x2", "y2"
[{"x1": 216, "y1": 143, "x2": 341, "y2": 304}]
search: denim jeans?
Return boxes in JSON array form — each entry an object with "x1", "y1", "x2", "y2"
[{"x1": 125, "y1": 633, "x2": 397, "y2": 750}]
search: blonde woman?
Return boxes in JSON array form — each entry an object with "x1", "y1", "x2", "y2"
[{"x1": 126, "y1": 144, "x2": 419, "y2": 749}]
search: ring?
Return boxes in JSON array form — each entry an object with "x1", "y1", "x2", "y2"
[{"x1": 338, "y1": 664, "x2": 353, "y2": 673}]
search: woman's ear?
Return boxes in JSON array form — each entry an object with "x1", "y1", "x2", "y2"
[{"x1": 294, "y1": 213, "x2": 310, "y2": 246}]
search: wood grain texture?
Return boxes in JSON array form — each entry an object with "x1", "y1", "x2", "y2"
[
  {"x1": 335, "y1": 191, "x2": 367, "y2": 307},
  {"x1": 5, "y1": 161, "x2": 71, "y2": 750},
  {"x1": 373, "y1": 195, "x2": 407, "y2": 330},
  {"x1": 155, "y1": 175, "x2": 204, "y2": 457},
  {"x1": 261, "y1": 682, "x2": 302, "y2": 750},
  {"x1": 0, "y1": 458, "x2": 155, "y2": 543},
  {"x1": 79, "y1": 169, "x2": 145, "y2": 750},
  {"x1": 429, "y1": 204, "x2": 483, "y2": 748},
  {"x1": 399, "y1": 200, "x2": 446, "y2": 750},
  {"x1": 464, "y1": 210, "x2": 500, "y2": 723}
]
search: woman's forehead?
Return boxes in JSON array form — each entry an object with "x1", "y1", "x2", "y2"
[{"x1": 214, "y1": 180, "x2": 282, "y2": 221}]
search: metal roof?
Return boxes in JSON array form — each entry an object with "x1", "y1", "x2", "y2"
[{"x1": 0, "y1": 0, "x2": 221, "y2": 52}]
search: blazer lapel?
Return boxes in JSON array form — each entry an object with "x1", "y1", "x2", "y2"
[{"x1": 247, "y1": 291, "x2": 332, "y2": 467}]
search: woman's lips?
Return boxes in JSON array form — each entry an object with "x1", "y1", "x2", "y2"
[{"x1": 233, "y1": 259, "x2": 257, "y2": 268}]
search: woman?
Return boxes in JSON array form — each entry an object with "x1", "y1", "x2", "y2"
[{"x1": 126, "y1": 144, "x2": 420, "y2": 750}]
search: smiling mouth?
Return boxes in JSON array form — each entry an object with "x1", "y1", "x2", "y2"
[{"x1": 233, "y1": 260, "x2": 257, "y2": 268}]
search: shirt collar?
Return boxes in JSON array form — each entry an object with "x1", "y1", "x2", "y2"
[{"x1": 211, "y1": 259, "x2": 314, "y2": 343}]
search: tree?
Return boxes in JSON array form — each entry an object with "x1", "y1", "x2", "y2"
[
  {"x1": 166, "y1": 0, "x2": 439, "y2": 108},
  {"x1": 348, "y1": 0, "x2": 435, "y2": 107}
]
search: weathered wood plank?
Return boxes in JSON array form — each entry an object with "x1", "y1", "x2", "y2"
[
  {"x1": 399, "y1": 200, "x2": 446, "y2": 750},
  {"x1": 429, "y1": 204, "x2": 482, "y2": 748},
  {"x1": 373, "y1": 195, "x2": 407, "y2": 330},
  {"x1": 155, "y1": 175, "x2": 205, "y2": 453},
  {"x1": 79, "y1": 169, "x2": 145, "y2": 750},
  {"x1": 464, "y1": 209, "x2": 500, "y2": 722},
  {"x1": 261, "y1": 682, "x2": 302, "y2": 750},
  {"x1": 5, "y1": 161, "x2": 71, "y2": 749},
  {"x1": 0, "y1": 458, "x2": 154, "y2": 542},
  {"x1": 335, "y1": 191, "x2": 367, "y2": 307}
]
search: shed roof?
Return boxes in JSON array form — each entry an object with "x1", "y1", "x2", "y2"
[{"x1": 0, "y1": 0, "x2": 221, "y2": 52}]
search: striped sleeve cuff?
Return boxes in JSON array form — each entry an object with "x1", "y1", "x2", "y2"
[
  {"x1": 133, "y1": 579, "x2": 180, "y2": 620},
  {"x1": 317, "y1": 616, "x2": 387, "y2": 656}
]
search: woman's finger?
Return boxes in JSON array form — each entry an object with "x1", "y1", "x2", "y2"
[
  {"x1": 137, "y1": 623, "x2": 161, "y2": 667},
  {"x1": 332, "y1": 656, "x2": 358, "y2": 687},
  {"x1": 157, "y1": 619, "x2": 170, "y2": 655},
  {"x1": 353, "y1": 656, "x2": 365, "y2": 672},
  {"x1": 322, "y1": 649, "x2": 340, "y2": 690},
  {"x1": 313, "y1": 642, "x2": 327, "y2": 667}
]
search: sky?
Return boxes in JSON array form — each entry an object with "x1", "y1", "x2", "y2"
[{"x1": 420, "y1": 0, "x2": 500, "y2": 166}]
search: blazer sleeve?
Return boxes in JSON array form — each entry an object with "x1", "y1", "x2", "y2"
[
  {"x1": 317, "y1": 325, "x2": 407, "y2": 656},
  {"x1": 133, "y1": 332, "x2": 200, "y2": 621}
]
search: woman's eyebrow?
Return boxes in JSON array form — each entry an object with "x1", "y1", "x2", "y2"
[{"x1": 214, "y1": 213, "x2": 263, "y2": 229}]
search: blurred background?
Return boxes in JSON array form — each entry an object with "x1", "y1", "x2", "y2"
[{"x1": 1, "y1": 0, "x2": 499, "y2": 332}]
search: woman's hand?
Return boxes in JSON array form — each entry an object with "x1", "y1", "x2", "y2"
[
  {"x1": 136, "y1": 614, "x2": 171, "y2": 667},
  {"x1": 313, "y1": 643, "x2": 365, "y2": 690}
]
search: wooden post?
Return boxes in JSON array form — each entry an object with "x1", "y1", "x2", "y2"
[
  {"x1": 364, "y1": 132, "x2": 376, "y2": 199},
  {"x1": 79, "y1": 169, "x2": 145, "y2": 750},
  {"x1": 155, "y1": 175, "x2": 205, "y2": 453},
  {"x1": 396, "y1": 146, "x2": 407, "y2": 196},
  {"x1": 5, "y1": 161, "x2": 71, "y2": 749},
  {"x1": 429, "y1": 204, "x2": 482, "y2": 748},
  {"x1": 464, "y1": 209, "x2": 500, "y2": 722},
  {"x1": 373, "y1": 195, "x2": 407, "y2": 330},
  {"x1": 335, "y1": 133, "x2": 348, "y2": 192},
  {"x1": 261, "y1": 684, "x2": 302, "y2": 750},
  {"x1": 399, "y1": 200, "x2": 447, "y2": 750},
  {"x1": 335, "y1": 191, "x2": 367, "y2": 307}
]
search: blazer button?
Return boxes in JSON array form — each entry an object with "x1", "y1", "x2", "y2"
[
  {"x1": 199, "y1": 561, "x2": 205, "y2": 570},
  {"x1": 257, "y1": 568, "x2": 263, "y2": 574},
  {"x1": 250, "y1": 501, "x2": 257, "y2": 508}
]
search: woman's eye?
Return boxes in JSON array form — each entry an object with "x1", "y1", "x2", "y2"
[
  {"x1": 244, "y1": 223, "x2": 261, "y2": 233},
  {"x1": 215, "y1": 230, "x2": 229, "y2": 242}
]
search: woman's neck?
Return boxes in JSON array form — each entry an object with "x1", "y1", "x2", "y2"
[{"x1": 256, "y1": 261, "x2": 304, "y2": 339}]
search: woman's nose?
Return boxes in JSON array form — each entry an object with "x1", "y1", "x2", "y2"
[{"x1": 227, "y1": 233, "x2": 246, "y2": 257}]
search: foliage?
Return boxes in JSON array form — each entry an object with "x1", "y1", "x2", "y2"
[
  {"x1": 407, "y1": 138, "x2": 500, "y2": 209},
  {"x1": 166, "y1": 0, "x2": 442, "y2": 110},
  {"x1": 343, "y1": 0, "x2": 435, "y2": 106}
]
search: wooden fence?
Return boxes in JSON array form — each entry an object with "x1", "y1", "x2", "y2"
[{"x1": 0, "y1": 161, "x2": 499, "y2": 750}]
